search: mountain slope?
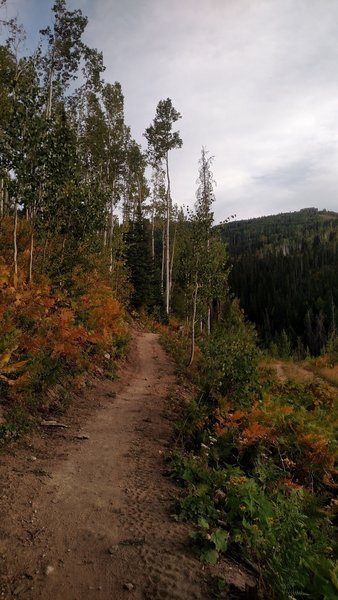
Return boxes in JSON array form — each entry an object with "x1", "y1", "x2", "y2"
[{"x1": 217, "y1": 208, "x2": 338, "y2": 354}]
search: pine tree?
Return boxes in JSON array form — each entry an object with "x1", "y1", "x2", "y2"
[{"x1": 126, "y1": 202, "x2": 161, "y2": 312}]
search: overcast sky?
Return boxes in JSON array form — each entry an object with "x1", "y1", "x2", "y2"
[{"x1": 2, "y1": 0, "x2": 338, "y2": 222}]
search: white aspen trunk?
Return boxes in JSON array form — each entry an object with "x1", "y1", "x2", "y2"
[
  {"x1": 109, "y1": 195, "x2": 114, "y2": 247},
  {"x1": 46, "y1": 52, "x2": 55, "y2": 119},
  {"x1": 188, "y1": 272, "x2": 199, "y2": 367},
  {"x1": 165, "y1": 202, "x2": 170, "y2": 313},
  {"x1": 161, "y1": 225, "x2": 165, "y2": 294},
  {"x1": 29, "y1": 232, "x2": 34, "y2": 284},
  {"x1": 151, "y1": 208, "x2": 155, "y2": 261},
  {"x1": 207, "y1": 237, "x2": 211, "y2": 336},
  {"x1": 109, "y1": 181, "x2": 115, "y2": 274},
  {"x1": 169, "y1": 219, "x2": 177, "y2": 301},
  {"x1": 165, "y1": 153, "x2": 171, "y2": 314},
  {"x1": 123, "y1": 190, "x2": 129, "y2": 225},
  {"x1": 13, "y1": 201, "x2": 18, "y2": 286},
  {"x1": 0, "y1": 178, "x2": 4, "y2": 219}
]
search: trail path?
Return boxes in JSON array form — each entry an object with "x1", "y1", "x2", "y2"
[
  {"x1": 272, "y1": 360, "x2": 314, "y2": 383},
  {"x1": 0, "y1": 332, "x2": 209, "y2": 600}
]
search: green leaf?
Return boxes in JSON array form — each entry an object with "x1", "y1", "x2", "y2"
[
  {"x1": 210, "y1": 529, "x2": 229, "y2": 553},
  {"x1": 200, "y1": 548, "x2": 219, "y2": 565},
  {"x1": 197, "y1": 516, "x2": 210, "y2": 529}
]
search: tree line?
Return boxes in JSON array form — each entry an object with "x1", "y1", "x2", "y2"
[
  {"x1": 0, "y1": 0, "x2": 229, "y2": 356},
  {"x1": 218, "y1": 208, "x2": 338, "y2": 357}
]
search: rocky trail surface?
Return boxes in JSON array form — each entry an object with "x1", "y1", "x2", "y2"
[{"x1": 0, "y1": 332, "x2": 214, "y2": 600}]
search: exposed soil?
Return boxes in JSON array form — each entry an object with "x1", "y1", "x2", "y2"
[
  {"x1": 272, "y1": 360, "x2": 314, "y2": 383},
  {"x1": 0, "y1": 332, "x2": 254, "y2": 600}
]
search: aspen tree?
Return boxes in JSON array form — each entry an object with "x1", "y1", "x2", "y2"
[{"x1": 144, "y1": 99, "x2": 182, "y2": 314}]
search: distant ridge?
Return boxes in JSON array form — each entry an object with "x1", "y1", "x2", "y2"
[{"x1": 217, "y1": 208, "x2": 338, "y2": 354}]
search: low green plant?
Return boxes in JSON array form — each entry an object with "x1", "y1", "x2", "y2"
[
  {"x1": 191, "y1": 527, "x2": 229, "y2": 565},
  {"x1": 162, "y1": 309, "x2": 337, "y2": 599},
  {"x1": 170, "y1": 455, "x2": 337, "y2": 599},
  {"x1": 202, "y1": 321, "x2": 259, "y2": 407}
]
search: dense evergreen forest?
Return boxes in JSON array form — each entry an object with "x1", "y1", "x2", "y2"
[
  {"x1": 218, "y1": 208, "x2": 338, "y2": 356},
  {"x1": 1, "y1": 3, "x2": 337, "y2": 599}
]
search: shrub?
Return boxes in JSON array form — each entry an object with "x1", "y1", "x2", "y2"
[{"x1": 202, "y1": 322, "x2": 259, "y2": 407}]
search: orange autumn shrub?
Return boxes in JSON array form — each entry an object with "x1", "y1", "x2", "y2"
[{"x1": 0, "y1": 254, "x2": 128, "y2": 424}]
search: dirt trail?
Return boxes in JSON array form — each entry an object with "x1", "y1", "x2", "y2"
[
  {"x1": 0, "y1": 332, "x2": 209, "y2": 600},
  {"x1": 272, "y1": 360, "x2": 314, "y2": 383}
]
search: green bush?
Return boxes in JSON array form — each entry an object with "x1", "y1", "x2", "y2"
[
  {"x1": 202, "y1": 321, "x2": 259, "y2": 406},
  {"x1": 169, "y1": 455, "x2": 337, "y2": 600}
]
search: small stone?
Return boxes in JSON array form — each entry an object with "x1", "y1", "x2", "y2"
[
  {"x1": 13, "y1": 583, "x2": 27, "y2": 596},
  {"x1": 45, "y1": 565, "x2": 54, "y2": 576},
  {"x1": 123, "y1": 582, "x2": 135, "y2": 592},
  {"x1": 31, "y1": 456, "x2": 37, "y2": 462},
  {"x1": 41, "y1": 420, "x2": 69, "y2": 428},
  {"x1": 75, "y1": 434, "x2": 90, "y2": 440},
  {"x1": 107, "y1": 546, "x2": 118, "y2": 555}
]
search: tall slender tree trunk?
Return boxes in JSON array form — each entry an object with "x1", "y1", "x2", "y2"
[
  {"x1": 109, "y1": 181, "x2": 115, "y2": 273},
  {"x1": 165, "y1": 152, "x2": 171, "y2": 314},
  {"x1": 169, "y1": 219, "x2": 177, "y2": 302},
  {"x1": 0, "y1": 178, "x2": 4, "y2": 219},
  {"x1": 188, "y1": 271, "x2": 199, "y2": 367},
  {"x1": 13, "y1": 201, "x2": 18, "y2": 287},
  {"x1": 207, "y1": 238, "x2": 211, "y2": 336},
  {"x1": 161, "y1": 224, "x2": 165, "y2": 294},
  {"x1": 46, "y1": 54, "x2": 55, "y2": 119},
  {"x1": 29, "y1": 231, "x2": 34, "y2": 284},
  {"x1": 151, "y1": 207, "x2": 155, "y2": 261}
]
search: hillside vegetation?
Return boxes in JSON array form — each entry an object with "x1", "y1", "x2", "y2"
[
  {"x1": 161, "y1": 314, "x2": 338, "y2": 600},
  {"x1": 218, "y1": 208, "x2": 338, "y2": 357}
]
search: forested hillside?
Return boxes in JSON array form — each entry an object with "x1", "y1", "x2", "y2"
[{"x1": 218, "y1": 208, "x2": 338, "y2": 355}]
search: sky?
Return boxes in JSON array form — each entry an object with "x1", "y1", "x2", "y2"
[{"x1": 2, "y1": 0, "x2": 338, "y2": 222}]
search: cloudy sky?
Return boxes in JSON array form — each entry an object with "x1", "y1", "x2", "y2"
[{"x1": 2, "y1": 0, "x2": 338, "y2": 222}]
